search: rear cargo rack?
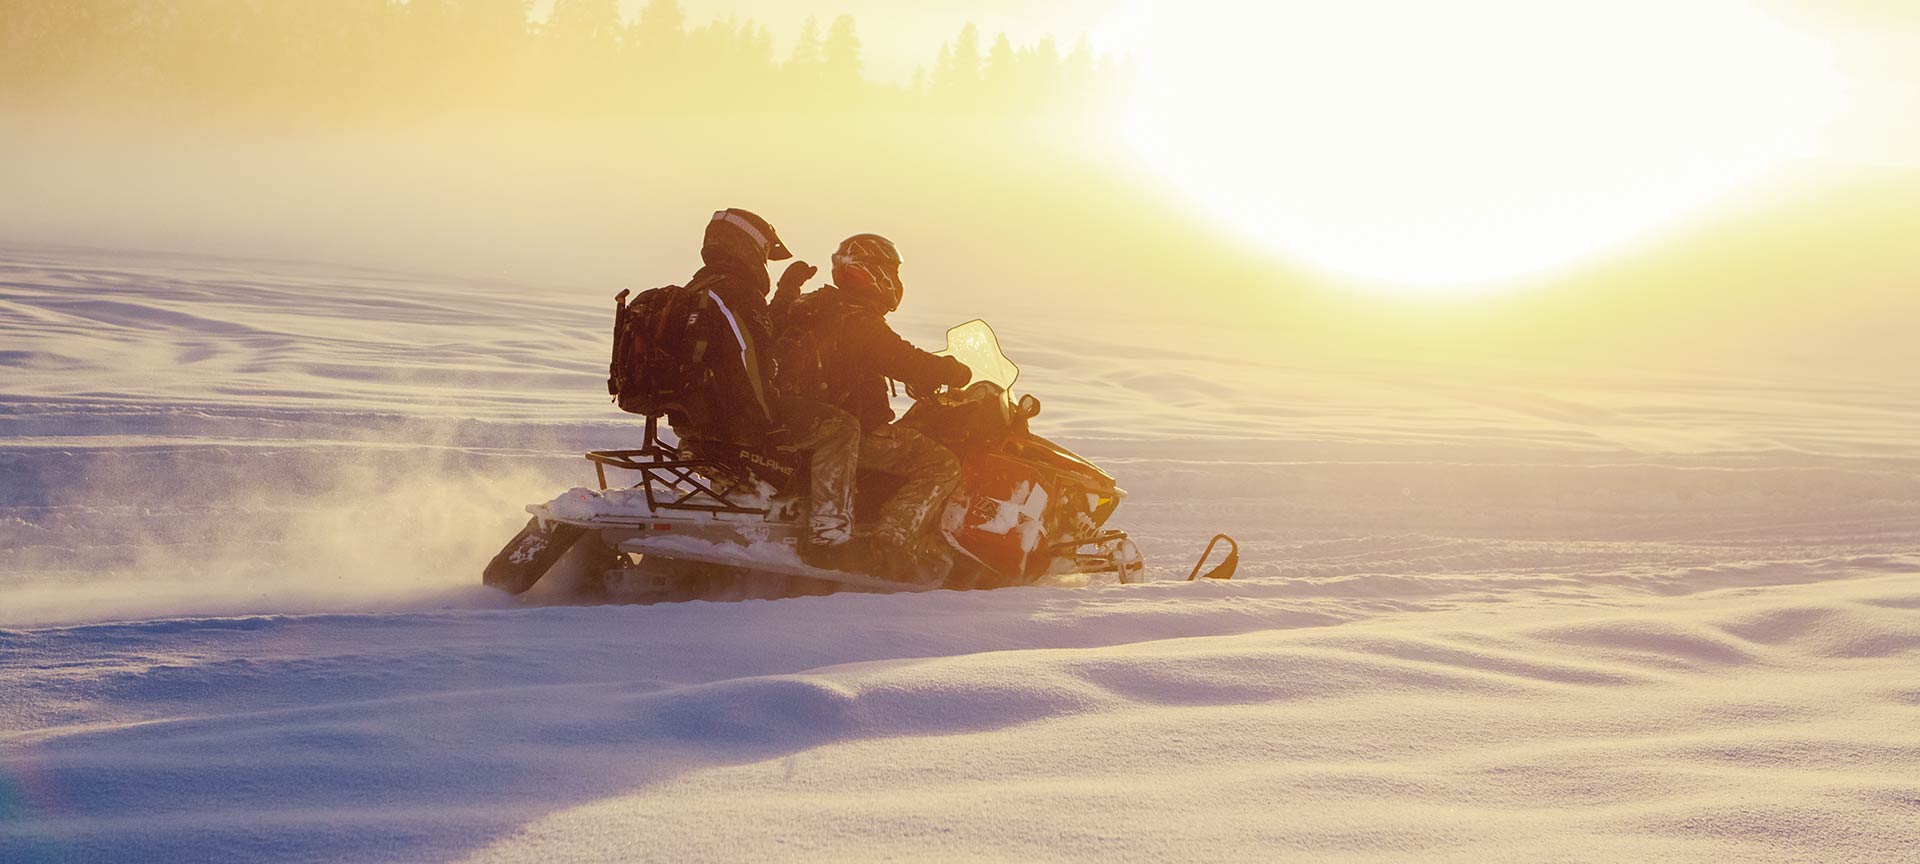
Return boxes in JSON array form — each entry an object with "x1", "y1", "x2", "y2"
[{"x1": 584, "y1": 416, "x2": 773, "y2": 515}]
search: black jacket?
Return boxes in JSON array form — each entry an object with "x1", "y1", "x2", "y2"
[
  {"x1": 672, "y1": 247, "x2": 779, "y2": 449},
  {"x1": 773, "y1": 285, "x2": 970, "y2": 429}
]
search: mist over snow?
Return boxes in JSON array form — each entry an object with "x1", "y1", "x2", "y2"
[{"x1": 1, "y1": 247, "x2": 1917, "y2": 861}]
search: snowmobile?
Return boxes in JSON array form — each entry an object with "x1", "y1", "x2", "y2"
[{"x1": 483, "y1": 320, "x2": 1236, "y2": 603}]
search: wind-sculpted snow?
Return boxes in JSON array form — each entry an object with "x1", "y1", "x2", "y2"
[
  {"x1": 2, "y1": 247, "x2": 1919, "y2": 862},
  {"x1": 4, "y1": 571, "x2": 1916, "y2": 863}
]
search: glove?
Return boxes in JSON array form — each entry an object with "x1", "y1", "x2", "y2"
[
  {"x1": 940, "y1": 356, "x2": 972, "y2": 388},
  {"x1": 777, "y1": 260, "x2": 818, "y2": 293}
]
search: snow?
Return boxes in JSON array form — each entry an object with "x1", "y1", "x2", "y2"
[
  {"x1": 543, "y1": 486, "x2": 649, "y2": 522},
  {"x1": 2, "y1": 246, "x2": 1919, "y2": 862}
]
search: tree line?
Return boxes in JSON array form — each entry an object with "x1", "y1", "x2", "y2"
[{"x1": 0, "y1": 1, "x2": 1131, "y2": 119}]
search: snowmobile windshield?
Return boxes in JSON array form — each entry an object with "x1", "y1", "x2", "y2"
[{"x1": 936, "y1": 319, "x2": 1019, "y2": 396}]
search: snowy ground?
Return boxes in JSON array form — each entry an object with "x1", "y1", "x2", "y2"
[{"x1": 2, "y1": 247, "x2": 1918, "y2": 862}]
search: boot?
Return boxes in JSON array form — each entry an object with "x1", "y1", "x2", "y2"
[
  {"x1": 867, "y1": 534, "x2": 945, "y2": 587},
  {"x1": 797, "y1": 537, "x2": 878, "y2": 574}
]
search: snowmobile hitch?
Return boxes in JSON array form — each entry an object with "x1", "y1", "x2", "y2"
[{"x1": 1187, "y1": 534, "x2": 1239, "y2": 581}]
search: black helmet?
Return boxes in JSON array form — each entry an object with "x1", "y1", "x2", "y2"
[
  {"x1": 704, "y1": 208, "x2": 792, "y2": 263},
  {"x1": 832, "y1": 233, "x2": 904, "y2": 312}
]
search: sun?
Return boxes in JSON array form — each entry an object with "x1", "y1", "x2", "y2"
[{"x1": 1116, "y1": 0, "x2": 1847, "y2": 296}]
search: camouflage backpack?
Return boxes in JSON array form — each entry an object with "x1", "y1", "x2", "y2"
[{"x1": 607, "y1": 277, "x2": 717, "y2": 417}]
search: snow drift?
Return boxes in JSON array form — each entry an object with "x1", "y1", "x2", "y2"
[{"x1": 2, "y1": 247, "x2": 1917, "y2": 862}]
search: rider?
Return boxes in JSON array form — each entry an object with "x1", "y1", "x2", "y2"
[
  {"x1": 771, "y1": 233, "x2": 972, "y2": 580},
  {"x1": 673, "y1": 208, "x2": 864, "y2": 561}
]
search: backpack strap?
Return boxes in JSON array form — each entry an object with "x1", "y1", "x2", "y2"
[
  {"x1": 608, "y1": 288, "x2": 632, "y2": 398},
  {"x1": 694, "y1": 280, "x2": 775, "y2": 425}
]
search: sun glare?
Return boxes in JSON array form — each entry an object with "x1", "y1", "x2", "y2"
[{"x1": 1121, "y1": 0, "x2": 1849, "y2": 296}]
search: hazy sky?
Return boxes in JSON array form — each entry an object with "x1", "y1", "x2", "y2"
[
  {"x1": 5, "y1": 0, "x2": 1915, "y2": 374},
  {"x1": 533, "y1": 0, "x2": 1125, "y2": 82},
  {"x1": 528, "y1": 0, "x2": 1918, "y2": 163}
]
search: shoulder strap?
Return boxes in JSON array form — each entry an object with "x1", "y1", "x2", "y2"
[{"x1": 698, "y1": 282, "x2": 774, "y2": 424}]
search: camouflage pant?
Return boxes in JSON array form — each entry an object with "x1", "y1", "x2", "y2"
[
  {"x1": 769, "y1": 396, "x2": 860, "y2": 546},
  {"x1": 859, "y1": 424, "x2": 962, "y2": 549}
]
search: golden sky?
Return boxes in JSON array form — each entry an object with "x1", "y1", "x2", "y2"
[
  {"x1": 542, "y1": 0, "x2": 1122, "y2": 82},
  {"x1": 3, "y1": 0, "x2": 1914, "y2": 374}
]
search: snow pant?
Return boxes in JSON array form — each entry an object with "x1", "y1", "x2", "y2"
[
  {"x1": 769, "y1": 396, "x2": 860, "y2": 546},
  {"x1": 858, "y1": 424, "x2": 962, "y2": 549}
]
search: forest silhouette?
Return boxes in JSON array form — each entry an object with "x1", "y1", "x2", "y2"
[{"x1": 0, "y1": 1, "x2": 1131, "y2": 121}]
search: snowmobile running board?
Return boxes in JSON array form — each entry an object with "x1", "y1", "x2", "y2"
[{"x1": 595, "y1": 532, "x2": 939, "y2": 595}]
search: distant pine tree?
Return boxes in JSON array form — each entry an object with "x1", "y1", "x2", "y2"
[
  {"x1": 1065, "y1": 35, "x2": 1094, "y2": 91},
  {"x1": 789, "y1": 16, "x2": 823, "y2": 72},
  {"x1": 546, "y1": 0, "x2": 621, "y2": 47},
  {"x1": 633, "y1": 0, "x2": 685, "y2": 64},
  {"x1": 931, "y1": 42, "x2": 956, "y2": 94},
  {"x1": 985, "y1": 32, "x2": 1015, "y2": 100},
  {"x1": 822, "y1": 15, "x2": 862, "y2": 96},
  {"x1": 952, "y1": 23, "x2": 981, "y2": 88},
  {"x1": 0, "y1": 1, "x2": 1121, "y2": 120}
]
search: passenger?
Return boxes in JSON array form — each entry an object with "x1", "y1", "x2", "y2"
[{"x1": 673, "y1": 208, "x2": 864, "y2": 562}]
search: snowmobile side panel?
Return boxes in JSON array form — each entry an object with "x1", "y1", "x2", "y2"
[
  {"x1": 946, "y1": 453, "x2": 1054, "y2": 580},
  {"x1": 608, "y1": 533, "x2": 938, "y2": 594}
]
